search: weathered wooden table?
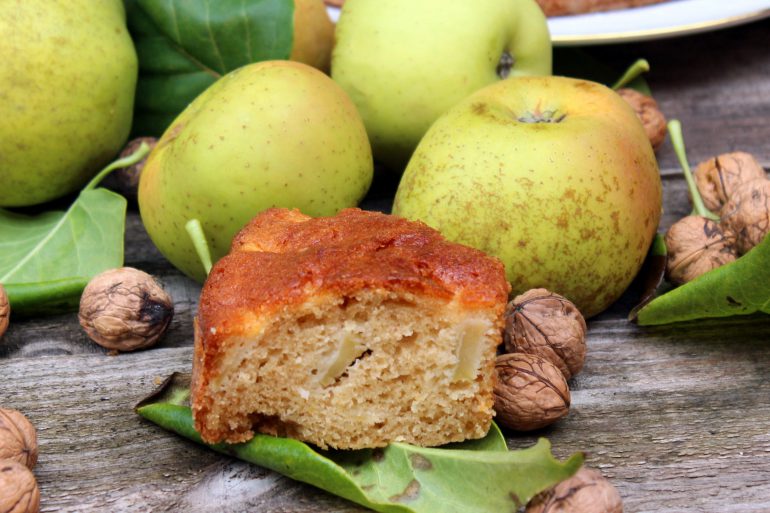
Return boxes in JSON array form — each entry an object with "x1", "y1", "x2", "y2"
[{"x1": 2, "y1": 19, "x2": 770, "y2": 513}]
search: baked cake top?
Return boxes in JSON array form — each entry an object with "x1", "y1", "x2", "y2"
[{"x1": 197, "y1": 208, "x2": 510, "y2": 341}]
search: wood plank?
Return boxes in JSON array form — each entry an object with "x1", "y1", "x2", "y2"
[
  {"x1": 0, "y1": 349, "x2": 366, "y2": 512},
  {"x1": 2, "y1": 312, "x2": 769, "y2": 511},
  {"x1": 0, "y1": 272, "x2": 200, "y2": 359}
]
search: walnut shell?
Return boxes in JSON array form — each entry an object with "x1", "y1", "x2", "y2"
[
  {"x1": 79, "y1": 267, "x2": 174, "y2": 351},
  {"x1": 494, "y1": 353, "x2": 570, "y2": 431},
  {"x1": 693, "y1": 152, "x2": 766, "y2": 212},
  {"x1": 664, "y1": 215, "x2": 738, "y2": 285},
  {"x1": 0, "y1": 283, "x2": 8, "y2": 339},
  {"x1": 101, "y1": 137, "x2": 158, "y2": 200},
  {"x1": 526, "y1": 467, "x2": 623, "y2": 513},
  {"x1": 720, "y1": 178, "x2": 770, "y2": 254},
  {"x1": 504, "y1": 288, "x2": 586, "y2": 380},
  {"x1": 616, "y1": 88, "x2": 666, "y2": 151},
  {"x1": 0, "y1": 459, "x2": 40, "y2": 513},
  {"x1": 0, "y1": 410, "x2": 37, "y2": 470}
]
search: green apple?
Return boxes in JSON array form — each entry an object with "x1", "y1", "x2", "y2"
[
  {"x1": 331, "y1": 0, "x2": 551, "y2": 171},
  {"x1": 138, "y1": 61, "x2": 373, "y2": 282},
  {"x1": 0, "y1": 0, "x2": 137, "y2": 207},
  {"x1": 392, "y1": 76, "x2": 662, "y2": 317}
]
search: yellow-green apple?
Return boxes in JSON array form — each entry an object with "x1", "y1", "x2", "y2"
[
  {"x1": 0, "y1": 0, "x2": 137, "y2": 206},
  {"x1": 392, "y1": 76, "x2": 662, "y2": 317},
  {"x1": 331, "y1": 0, "x2": 551, "y2": 172},
  {"x1": 139, "y1": 61, "x2": 373, "y2": 282}
]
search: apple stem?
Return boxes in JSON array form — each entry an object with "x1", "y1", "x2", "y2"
[
  {"x1": 611, "y1": 59, "x2": 650, "y2": 90},
  {"x1": 185, "y1": 219, "x2": 213, "y2": 276},
  {"x1": 667, "y1": 119, "x2": 719, "y2": 221},
  {"x1": 83, "y1": 142, "x2": 151, "y2": 191}
]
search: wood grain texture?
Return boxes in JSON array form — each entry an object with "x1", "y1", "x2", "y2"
[
  {"x1": 592, "y1": 18, "x2": 770, "y2": 172},
  {"x1": 3, "y1": 314, "x2": 769, "y2": 512},
  {"x1": 2, "y1": 17, "x2": 770, "y2": 513}
]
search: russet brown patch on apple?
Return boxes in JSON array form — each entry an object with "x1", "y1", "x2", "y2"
[
  {"x1": 516, "y1": 177, "x2": 534, "y2": 190},
  {"x1": 610, "y1": 211, "x2": 621, "y2": 234},
  {"x1": 469, "y1": 102, "x2": 520, "y2": 127},
  {"x1": 573, "y1": 80, "x2": 597, "y2": 92},
  {"x1": 471, "y1": 102, "x2": 488, "y2": 116},
  {"x1": 154, "y1": 122, "x2": 186, "y2": 155},
  {"x1": 580, "y1": 227, "x2": 598, "y2": 241}
]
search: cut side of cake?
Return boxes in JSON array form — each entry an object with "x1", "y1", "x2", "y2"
[{"x1": 191, "y1": 208, "x2": 510, "y2": 449}]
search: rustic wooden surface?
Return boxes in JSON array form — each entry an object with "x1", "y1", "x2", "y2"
[{"x1": 2, "y1": 18, "x2": 770, "y2": 513}]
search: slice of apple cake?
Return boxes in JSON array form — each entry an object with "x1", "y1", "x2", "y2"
[{"x1": 191, "y1": 208, "x2": 509, "y2": 449}]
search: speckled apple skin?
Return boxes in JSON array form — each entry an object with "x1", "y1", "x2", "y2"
[
  {"x1": 138, "y1": 61, "x2": 373, "y2": 282},
  {"x1": 393, "y1": 77, "x2": 662, "y2": 318},
  {"x1": 332, "y1": 0, "x2": 551, "y2": 171},
  {"x1": 0, "y1": 0, "x2": 137, "y2": 207}
]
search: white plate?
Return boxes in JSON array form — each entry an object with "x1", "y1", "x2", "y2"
[
  {"x1": 326, "y1": 1, "x2": 770, "y2": 46},
  {"x1": 549, "y1": 0, "x2": 770, "y2": 45}
]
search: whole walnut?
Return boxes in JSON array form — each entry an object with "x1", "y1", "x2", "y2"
[
  {"x1": 616, "y1": 88, "x2": 666, "y2": 151},
  {"x1": 0, "y1": 283, "x2": 8, "y2": 339},
  {"x1": 504, "y1": 289, "x2": 586, "y2": 380},
  {"x1": 526, "y1": 467, "x2": 623, "y2": 513},
  {"x1": 693, "y1": 152, "x2": 766, "y2": 212},
  {"x1": 0, "y1": 409, "x2": 37, "y2": 470},
  {"x1": 494, "y1": 353, "x2": 570, "y2": 431},
  {"x1": 101, "y1": 137, "x2": 158, "y2": 200},
  {"x1": 0, "y1": 459, "x2": 40, "y2": 513},
  {"x1": 79, "y1": 267, "x2": 174, "y2": 351},
  {"x1": 720, "y1": 178, "x2": 770, "y2": 254},
  {"x1": 665, "y1": 215, "x2": 738, "y2": 285}
]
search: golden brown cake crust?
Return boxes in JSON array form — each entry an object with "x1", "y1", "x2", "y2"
[{"x1": 198, "y1": 208, "x2": 509, "y2": 339}]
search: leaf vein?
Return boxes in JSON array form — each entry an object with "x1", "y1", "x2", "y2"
[
  {"x1": 241, "y1": 0, "x2": 254, "y2": 62},
  {"x1": 168, "y1": 0, "x2": 182, "y2": 43},
  {"x1": 0, "y1": 203, "x2": 76, "y2": 282},
  {"x1": 204, "y1": 0, "x2": 227, "y2": 73}
]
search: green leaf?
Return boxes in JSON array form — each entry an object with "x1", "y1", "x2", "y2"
[
  {"x1": 126, "y1": 0, "x2": 295, "y2": 136},
  {"x1": 636, "y1": 233, "x2": 770, "y2": 325},
  {"x1": 0, "y1": 189, "x2": 126, "y2": 316},
  {"x1": 136, "y1": 373, "x2": 583, "y2": 513}
]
